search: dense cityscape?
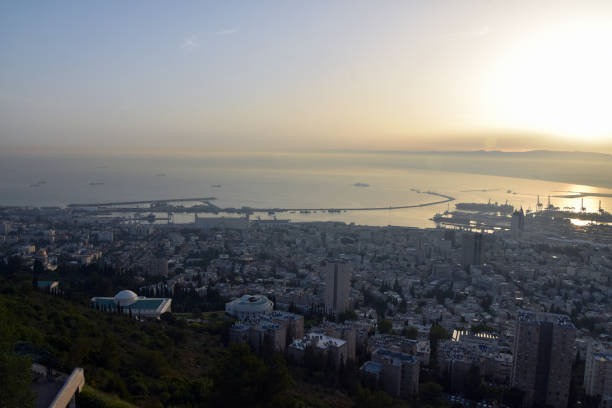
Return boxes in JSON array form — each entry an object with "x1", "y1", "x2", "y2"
[
  {"x1": 1, "y1": 203, "x2": 610, "y2": 407},
  {"x1": 3, "y1": 1, "x2": 612, "y2": 407}
]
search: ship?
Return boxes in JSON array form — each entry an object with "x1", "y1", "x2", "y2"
[{"x1": 455, "y1": 200, "x2": 514, "y2": 214}]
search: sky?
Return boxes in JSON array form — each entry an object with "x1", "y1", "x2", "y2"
[{"x1": 1, "y1": 0, "x2": 612, "y2": 153}]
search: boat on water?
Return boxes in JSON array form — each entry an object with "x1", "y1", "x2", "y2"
[
  {"x1": 455, "y1": 200, "x2": 514, "y2": 214},
  {"x1": 354, "y1": 182, "x2": 370, "y2": 187}
]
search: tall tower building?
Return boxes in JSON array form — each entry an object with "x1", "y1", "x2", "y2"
[
  {"x1": 511, "y1": 310, "x2": 576, "y2": 408},
  {"x1": 584, "y1": 341, "x2": 612, "y2": 403},
  {"x1": 324, "y1": 259, "x2": 351, "y2": 315},
  {"x1": 462, "y1": 232, "x2": 483, "y2": 267},
  {"x1": 511, "y1": 208, "x2": 525, "y2": 240}
]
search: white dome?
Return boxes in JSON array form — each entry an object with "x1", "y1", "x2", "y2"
[{"x1": 114, "y1": 290, "x2": 138, "y2": 306}]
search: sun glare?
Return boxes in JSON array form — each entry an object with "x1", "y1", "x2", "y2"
[{"x1": 487, "y1": 23, "x2": 612, "y2": 141}]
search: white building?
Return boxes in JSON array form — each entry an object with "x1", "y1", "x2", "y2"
[
  {"x1": 91, "y1": 290, "x2": 172, "y2": 318},
  {"x1": 225, "y1": 294, "x2": 274, "y2": 320}
]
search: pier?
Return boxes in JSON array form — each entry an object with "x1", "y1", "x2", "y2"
[
  {"x1": 68, "y1": 192, "x2": 454, "y2": 214},
  {"x1": 67, "y1": 197, "x2": 216, "y2": 208}
]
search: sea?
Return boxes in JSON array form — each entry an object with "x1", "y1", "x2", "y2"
[{"x1": 2, "y1": 152, "x2": 612, "y2": 228}]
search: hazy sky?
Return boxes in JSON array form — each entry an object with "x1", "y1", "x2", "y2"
[{"x1": 2, "y1": 1, "x2": 612, "y2": 152}]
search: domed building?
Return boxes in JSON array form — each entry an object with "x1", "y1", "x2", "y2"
[
  {"x1": 225, "y1": 294, "x2": 273, "y2": 320},
  {"x1": 91, "y1": 289, "x2": 172, "y2": 318},
  {"x1": 114, "y1": 290, "x2": 138, "y2": 306}
]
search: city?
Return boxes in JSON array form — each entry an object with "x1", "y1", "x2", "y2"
[
  {"x1": 2, "y1": 1, "x2": 612, "y2": 407},
  {"x1": 0, "y1": 202, "x2": 610, "y2": 407}
]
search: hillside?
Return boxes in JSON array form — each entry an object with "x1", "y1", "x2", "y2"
[{"x1": 0, "y1": 276, "x2": 357, "y2": 407}]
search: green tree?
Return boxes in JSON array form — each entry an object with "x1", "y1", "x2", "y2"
[
  {"x1": 0, "y1": 352, "x2": 35, "y2": 408},
  {"x1": 464, "y1": 364, "x2": 482, "y2": 400},
  {"x1": 401, "y1": 326, "x2": 418, "y2": 339},
  {"x1": 355, "y1": 386, "x2": 394, "y2": 408},
  {"x1": 419, "y1": 381, "x2": 443, "y2": 406},
  {"x1": 337, "y1": 309, "x2": 358, "y2": 322},
  {"x1": 377, "y1": 319, "x2": 393, "y2": 334}
]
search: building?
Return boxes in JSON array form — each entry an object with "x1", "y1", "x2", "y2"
[
  {"x1": 288, "y1": 331, "x2": 348, "y2": 368},
  {"x1": 362, "y1": 348, "x2": 420, "y2": 398},
  {"x1": 324, "y1": 259, "x2": 351, "y2": 315},
  {"x1": 194, "y1": 215, "x2": 249, "y2": 230},
  {"x1": 225, "y1": 294, "x2": 274, "y2": 320},
  {"x1": 231, "y1": 319, "x2": 287, "y2": 354},
  {"x1": 438, "y1": 331, "x2": 512, "y2": 392},
  {"x1": 91, "y1": 290, "x2": 172, "y2": 318},
  {"x1": 511, "y1": 208, "x2": 525, "y2": 239},
  {"x1": 37, "y1": 280, "x2": 59, "y2": 293},
  {"x1": 32, "y1": 365, "x2": 85, "y2": 408},
  {"x1": 147, "y1": 257, "x2": 168, "y2": 277},
  {"x1": 229, "y1": 311, "x2": 304, "y2": 353},
  {"x1": 462, "y1": 232, "x2": 483, "y2": 267},
  {"x1": 584, "y1": 341, "x2": 612, "y2": 405},
  {"x1": 317, "y1": 321, "x2": 357, "y2": 361},
  {"x1": 511, "y1": 310, "x2": 576, "y2": 408},
  {"x1": 270, "y1": 310, "x2": 305, "y2": 345}
]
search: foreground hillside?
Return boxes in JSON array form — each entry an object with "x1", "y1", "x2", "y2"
[
  {"x1": 0, "y1": 276, "x2": 357, "y2": 407},
  {"x1": 2, "y1": 276, "x2": 421, "y2": 408}
]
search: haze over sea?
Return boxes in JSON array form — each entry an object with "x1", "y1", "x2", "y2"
[{"x1": 2, "y1": 151, "x2": 612, "y2": 228}]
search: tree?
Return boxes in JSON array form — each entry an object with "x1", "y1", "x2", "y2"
[
  {"x1": 428, "y1": 325, "x2": 450, "y2": 370},
  {"x1": 503, "y1": 387, "x2": 524, "y2": 408},
  {"x1": 32, "y1": 260, "x2": 44, "y2": 288},
  {"x1": 479, "y1": 294, "x2": 493, "y2": 312},
  {"x1": 464, "y1": 364, "x2": 482, "y2": 400},
  {"x1": 401, "y1": 326, "x2": 418, "y2": 339},
  {"x1": 337, "y1": 309, "x2": 358, "y2": 322},
  {"x1": 420, "y1": 381, "x2": 443, "y2": 405},
  {"x1": 0, "y1": 353, "x2": 35, "y2": 408},
  {"x1": 377, "y1": 319, "x2": 393, "y2": 334},
  {"x1": 211, "y1": 343, "x2": 290, "y2": 407},
  {"x1": 355, "y1": 386, "x2": 394, "y2": 408}
]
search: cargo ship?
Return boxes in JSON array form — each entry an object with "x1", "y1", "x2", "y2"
[{"x1": 455, "y1": 200, "x2": 514, "y2": 214}]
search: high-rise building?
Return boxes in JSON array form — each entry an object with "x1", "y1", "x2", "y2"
[
  {"x1": 324, "y1": 259, "x2": 351, "y2": 315},
  {"x1": 361, "y1": 348, "x2": 420, "y2": 398},
  {"x1": 462, "y1": 232, "x2": 483, "y2": 267},
  {"x1": 511, "y1": 208, "x2": 525, "y2": 240},
  {"x1": 511, "y1": 310, "x2": 576, "y2": 408},
  {"x1": 584, "y1": 341, "x2": 612, "y2": 404}
]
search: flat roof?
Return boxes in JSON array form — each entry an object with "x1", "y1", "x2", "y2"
[
  {"x1": 374, "y1": 347, "x2": 417, "y2": 363},
  {"x1": 92, "y1": 297, "x2": 167, "y2": 311},
  {"x1": 362, "y1": 361, "x2": 382, "y2": 374}
]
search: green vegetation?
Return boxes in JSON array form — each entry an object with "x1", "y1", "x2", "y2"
[
  {"x1": 77, "y1": 385, "x2": 137, "y2": 408},
  {"x1": 0, "y1": 351, "x2": 35, "y2": 408},
  {"x1": 0, "y1": 270, "x2": 459, "y2": 408},
  {"x1": 377, "y1": 319, "x2": 393, "y2": 334},
  {"x1": 0, "y1": 275, "x2": 294, "y2": 407}
]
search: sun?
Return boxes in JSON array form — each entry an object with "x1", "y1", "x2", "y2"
[{"x1": 485, "y1": 22, "x2": 612, "y2": 142}]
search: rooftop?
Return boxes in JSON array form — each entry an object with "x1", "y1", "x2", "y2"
[
  {"x1": 92, "y1": 297, "x2": 167, "y2": 311},
  {"x1": 374, "y1": 347, "x2": 417, "y2": 363},
  {"x1": 361, "y1": 361, "x2": 383, "y2": 374},
  {"x1": 517, "y1": 309, "x2": 575, "y2": 328}
]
